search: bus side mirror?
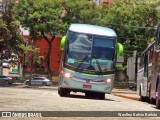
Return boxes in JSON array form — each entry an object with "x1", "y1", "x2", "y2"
[
  {"x1": 117, "y1": 43, "x2": 124, "y2": 58},
  {"x1": 60, "y1": 36, "x2": 66, "y2": 51}
]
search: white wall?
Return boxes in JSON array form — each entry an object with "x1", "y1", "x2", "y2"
[
  {"x1": 127, "y1": 57, "x2": 136, "y2": 81},
  {"x1": 89, "y1": 0, "x2": 100, "y2": 6}
]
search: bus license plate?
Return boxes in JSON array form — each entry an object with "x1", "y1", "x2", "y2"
[{"x1": 83, "y1": 84, "x2": 92, "y2": 89}]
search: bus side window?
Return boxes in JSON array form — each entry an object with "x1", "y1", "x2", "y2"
[
  {"x1": 140, "y1": 54, "x2": 144, "y2": 68},
  {"x1": 144, "y1": 53, "x2": 148, "y2": 77}
]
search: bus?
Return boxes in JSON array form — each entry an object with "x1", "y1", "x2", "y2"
[
  {"x1": 137, "y1": 25, "x2": 160, "y2": 109},
  {"x1": 58, "y1": 24, "x2": 123, "y2": 99},
  {"x1": 137, "y1": 41, "x2": 155, "y2": 101}
]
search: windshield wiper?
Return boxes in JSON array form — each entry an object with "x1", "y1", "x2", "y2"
[
  {"x1": 76, "y1": 55, "x2": 88, "y2": 71},
  {"x1": 94, "y1": 58, "x2": 102, "y2": 73}
]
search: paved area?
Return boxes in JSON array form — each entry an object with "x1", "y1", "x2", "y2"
[
  {"x1": 1, "y1": 83, "x2": 140, "y2": 101},
  {"x1": 0, "y1": 86, "x2": 159, "y2": 120}
]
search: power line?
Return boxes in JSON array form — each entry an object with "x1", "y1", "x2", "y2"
[
  {"x1": 117, "y1": 36, "x2": 156, "y2": 41},
  {"x1": 105, "y1": 23, "x2": 158, "y2": 30}
]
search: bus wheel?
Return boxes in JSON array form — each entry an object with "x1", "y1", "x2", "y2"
[
  {"x1": 139, "y1": 86, "x2": 146, "y2": 102},
  {"x1": 156, "y1": 84, "x2": 160, "y2": 109},
  {"x1": 140, "y1": 95, "x2": 146, "y2": 102},
  {"x1": 156, "y1": 96, "x2": 160, "y2": 109},
  {"x1": 85, "y1": 92, "x2": 92, "y2": 98},
  {"x1": 98, "y1": 93, "x2": 105, "y2": 100},
  {"x1": 150, "y1": 97, "x2": 156, "y2": 104},
  {"x1": 58, "y1": 88, "x2": 68, "y2": 97}
]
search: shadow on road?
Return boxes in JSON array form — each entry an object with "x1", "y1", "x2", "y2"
[
  {"x1": 64, "y1": 93, "x2": 116, "y2": 101},
  {"x1": 0, "y1": 83, "x2": 58, "y2": 91}
]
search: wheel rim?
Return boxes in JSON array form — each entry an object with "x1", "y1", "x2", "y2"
[
  {"x1": 42, "y1": 82, "x2": 46, "y2": 86},
  {"x1": 26, "y1": 82, "x2": 29, "y2": 85},
  {"x1": 5, "y1": 81, "x2": 9, "y2": 84}
]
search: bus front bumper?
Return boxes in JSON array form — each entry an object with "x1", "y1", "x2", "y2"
[{"x1": 59, "y1": 78, "x2": 113, "y2": 94}]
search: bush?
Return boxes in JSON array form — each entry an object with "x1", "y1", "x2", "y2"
[{"x1": 113, "y1": 81, "x2": 137, "y2": 89}]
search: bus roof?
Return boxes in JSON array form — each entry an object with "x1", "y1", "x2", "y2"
[{"x1": 69, "y1": 24, "x2": 117, "y2": 37}]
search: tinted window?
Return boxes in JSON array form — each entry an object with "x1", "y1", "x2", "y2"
[
  {"x1": 34, "y1": 77, "x2": 45, "y2": 80},
  {"x1": 0, "y1": 76, "x2": 6, "y2": 78}
]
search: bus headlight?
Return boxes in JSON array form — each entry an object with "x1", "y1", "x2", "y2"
[
  {"x1": 61, "y1": 71, "x2": 72, "y2": 78},
  {"x1": 105, "y1": 78, "x2": 112, "y2": 83},
  {"x1": 64, "y1": 73, "x2": 71, "y2": 78}
]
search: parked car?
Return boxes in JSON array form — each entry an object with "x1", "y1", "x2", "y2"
[
  {"x1": 2, "y1": 59, "x2": 9, "y2": 68},
  {"x1": 24, "y1": 77, "x2": 52, "y2": 86},
  {"x1": 0, "y1": 75, "x2": 13, "y2": 84}
]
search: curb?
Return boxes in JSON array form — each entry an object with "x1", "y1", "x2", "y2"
[{"x1": 113, "y1": 93, "x2": 140, "y2": 101}]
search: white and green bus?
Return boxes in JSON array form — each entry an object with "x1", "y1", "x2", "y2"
[{"x1": 58, "y1": 24, "x2": 123, "y2": 99}]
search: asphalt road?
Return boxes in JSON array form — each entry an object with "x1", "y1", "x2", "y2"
[{"x1": 0, "y1": 87, "x2": 159, "y2": 120}]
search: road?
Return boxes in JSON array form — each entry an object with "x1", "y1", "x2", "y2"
[{"x1": 0, "y1": 87, "x2": 160, "y2": 120}]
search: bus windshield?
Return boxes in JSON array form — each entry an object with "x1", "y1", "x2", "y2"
[{"x1": 64, "y1": 31, "x2": 116, "y2": 74}]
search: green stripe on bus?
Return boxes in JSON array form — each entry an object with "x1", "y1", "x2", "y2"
[{"x1": 65, "y1": 68, "x2": 114, "y2": 76}]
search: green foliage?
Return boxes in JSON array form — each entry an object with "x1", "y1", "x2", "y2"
[
  {"x1": 15, "y1": 0, "x2": 160, "y2": 78},
  {"x1": 60, "y1": 0, "x2": 101, "y2": 25},
  {"x1": 100, "y1": 0, "x2": 159, "y2": 52},
  {"x1": 0, "y1": 0, "x2": 25, "y2": 57},
  {"x1": 24, "y1": 45, "x2": 44, "y2": 70},
  {"x1": 116, "y1": 64, "x2": 127, "y2": 71},
  {"x1": 16, "y1": 0, "x2": 102, "y2": 78},
  {"x1": 0, "y1": 19, "x2": 10, "y2": 42},
  {"x1": 16, "y1": 0, "x2": 67, "y2": 38}
]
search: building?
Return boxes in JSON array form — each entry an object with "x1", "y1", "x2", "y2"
[
  {"x1": 35, "y1": 37, "x2": 61, "y2": 75},
  {"x1": 21, "y1": 35, "x2": 62, "y2": 76},
  {"x1": 100, "y1": 0, "x2": 115, "y2": 5}
]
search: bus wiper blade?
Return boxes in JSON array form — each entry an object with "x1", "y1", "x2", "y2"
[
  {"x1": 94, "y1": 58, "x2": 102, "y2": 73},
  {"x1": 76, "y1": 55, "x2": 88, "y2": 71}
]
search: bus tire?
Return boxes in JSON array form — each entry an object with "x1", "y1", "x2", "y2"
[
  {"x1": 139, "y1": 86, "x2": 146, "y2": 102},
  {"x1": 98, "y1": 93, "x2": 105, "y2": 100},
  {"x1": 156, "y1": 97, "x2": 160, "y2": 109},
  {"x1": 156, "y1": 84, "x2": 160, "y2": 109},
  {"x1": 150, "y1": 97, "x2": 156, "y2": 104},
  {"x1": 140, "y1": 95, "x2": 146, "y2": 102},
  {"x1": 58, "y1": 88, "x2": 68, "y2": 97},
  {"x1": 85, "y1": 92, "x2": 92, "y2": 98}
]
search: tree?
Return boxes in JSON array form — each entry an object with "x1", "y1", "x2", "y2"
[
  {"x1": 16, "y1": 0, "x2": 67, "y2": 79},
  {"x1": 16, "y1": 0, "x2": 102, "y2": 79},
  {"x1": 99, "y1": 0, "x2": 159, "y2": 81},
  {"x1": 0, "y1": 0, "x2": 24, "y2": 58},
  {"x1": 100, "y1": 0, "x2": 159, "y2": 52},
  {"x1": 59, "y1": 0, "x2": 101, "y2": 25},
  {"x1": 23, "y1": 45, "x2": 44, "y2": 79},
  {"x1": 0, "y1": 0, "x2": 24, "y2": 75}
]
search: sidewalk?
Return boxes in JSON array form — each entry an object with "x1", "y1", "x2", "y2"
[{"x1": 112, "y1": 88, "x2": 140, "y2": 101}]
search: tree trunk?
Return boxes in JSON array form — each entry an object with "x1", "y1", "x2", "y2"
[
  {"x1": 42, "y1": 32, "x2": 55, "y2": 80},
  {"x1": 45, "y1": 41, "x2": 52, "y2": 80},
  {"x1": 29, "y1": 53, "x2": 33, "y2": 85}
]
